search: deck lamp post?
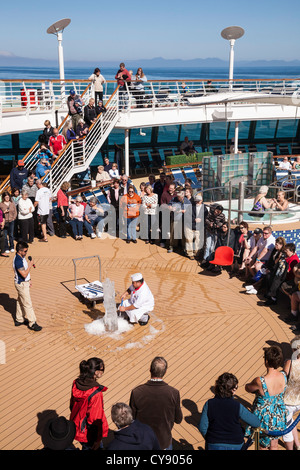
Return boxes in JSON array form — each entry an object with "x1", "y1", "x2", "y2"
[
  {"x1": 221, "y1": 26, "x2": 244, "y2": 153},
  {"x1": 221, "y1": 26, "x2": 244, "y2": 88},
  {"x1": 47, "y1": 18, "x2": 71, "y2": 106}
]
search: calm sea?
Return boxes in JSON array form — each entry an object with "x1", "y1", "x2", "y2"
[{"x1": 0, "y1": 65, "x2": 300, "y2": 81}]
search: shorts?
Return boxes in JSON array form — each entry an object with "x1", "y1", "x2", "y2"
[{"x1": 39, "y1": 214, "x2": 48, "y2": 224}]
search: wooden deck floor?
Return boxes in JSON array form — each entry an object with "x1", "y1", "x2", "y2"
[{"x1": 0, "y1": 233, "x2": 296, "y2": 450}]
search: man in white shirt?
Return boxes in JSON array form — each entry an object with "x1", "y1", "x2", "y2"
[
  {"x1": 34, "y1": 180, "x2": 52, "y2": 242},
  {"x1": 278, "y1": 156, "x2": 292, "y2": 171},
  {"x1": 244, "y1": 226, "x2": 275, "y2": 280},
  {"x1": 118, "y1": 273, "x2": 154, "y2": 325}
]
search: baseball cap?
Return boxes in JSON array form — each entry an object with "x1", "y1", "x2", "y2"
[{"x1": 18, "y1": 160, "x2": 25, "y2": 166}]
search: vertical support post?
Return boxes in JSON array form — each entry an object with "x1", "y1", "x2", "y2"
[
  {"x1": 229, "y1": 39, "x2": 235, "y2": 91},
  {"x1": 234, "y1": 121, "x2": 239, "y2": 153},
  {"x1": 238, "y1": 181, "x2": 245, "y2": 223},
  {"x1": 227, "y1": 180, "x2": 232, "y2": 246},
  {"x1": 125, "y1": 129, "x2": 129, "y2": 176},
  {"x1": 57, "y1": 32, "x2": 66, "y2": 106}
]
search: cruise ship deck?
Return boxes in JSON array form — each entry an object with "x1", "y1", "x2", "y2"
[{"x1": 0, "y1": 209, "x2": 297, "y2": 451}]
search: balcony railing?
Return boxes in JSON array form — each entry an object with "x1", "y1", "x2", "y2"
[{"x1": 0, "y1": 77, "x2": 299, "y2": 118}]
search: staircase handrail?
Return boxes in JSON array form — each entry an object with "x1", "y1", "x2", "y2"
[
  {"x1": 0, "y1": 83, "x2": 92, "y2": 194},
  {"x1": 46, "y1": 86, "x2": 119, "y2": 195}
]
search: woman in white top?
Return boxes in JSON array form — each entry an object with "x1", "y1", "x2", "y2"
[
  {"x1": 132, "y1": 67, "x2": 147, "y2": 108},
  {"x1": 68, "y1": 196, "x2": 85, "y2": 240},
  {"x1": 95, "y1": 165, "x2": 110, "y2": 183},
  {"x1": 109, "y1": 163, "x2": 120, "y2": 180},
  {"x1": 283, "y1": 336, "x2": 300, "y2": 450},
  {"x1": 89, "y1": 68, "x2": 106, "y2": 105},
  {"x1": 18, "y1": 189, "x2": 35, "y2": 243},
  {"x1": 142, "y1": 184, "x2": 158, "y2": 244}
]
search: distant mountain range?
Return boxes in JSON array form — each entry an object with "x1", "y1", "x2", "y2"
[{"x1": 0, "y1": 53, "x2": 300, "y2": 68}]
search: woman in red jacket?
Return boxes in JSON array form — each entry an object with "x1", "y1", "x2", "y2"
[
  {"x1": 70, "y1": 357, "x2": 108, "y2": 450},
  {"x1": 57, "y1": 181, "x2": 70, "y2": 238}
]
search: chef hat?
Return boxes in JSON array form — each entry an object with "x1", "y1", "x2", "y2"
[{"x1": 131, "y1": 273, "x2": 143, "y2": 282}]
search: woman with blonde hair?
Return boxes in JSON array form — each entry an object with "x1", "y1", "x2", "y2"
[{"x1": 68, "y1": 196, "x2": 85, "y2": 240}]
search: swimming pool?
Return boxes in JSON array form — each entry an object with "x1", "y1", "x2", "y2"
[{"x1": 218, "y1": 199, "x2": 300, "y2": 225}]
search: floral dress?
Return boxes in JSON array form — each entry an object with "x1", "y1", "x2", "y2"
[{"x1": 245, "y1": 372, "x2": 287, "y2": 448}]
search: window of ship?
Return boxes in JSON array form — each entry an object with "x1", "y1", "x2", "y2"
[
  {"x1": 19, "y1": 131, "x2": 41, "y2": 148},
  {"x1": 130, "y1": 127, "x2": 152, "y2": 144},
  {"x1": 108, "y1": 128, "x2": 126, "y2": 146},
  {"x1": 253, "y1": 120, "x2": 277, "y2": 140},
  {"x1": 156, "y1": 125, "x2": 180, "y2": 143},
  {"x1": 209, "y1": 122, "x2": 227, "y2": 141},
  {"x1": 275, "y1": 119, "x2": 298, "y2": 139},
  {"x1": 180, "y1": 123, "x2": 202, "y2": 142},
  {"x1": 227, "y1": 121, "x2": 250, "y2": 141}
]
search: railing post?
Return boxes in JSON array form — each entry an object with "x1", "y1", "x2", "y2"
[
  {"x1": 238, "y1": 181, "x2": 245, "y2": 223},
  {"x1": 125, "y1": 129, "x2": 129, "y2": 176}
]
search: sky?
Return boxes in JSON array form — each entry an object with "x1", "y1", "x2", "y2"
[{"x1": 1, "y1": 0, "x2": 300, "y2": 63}]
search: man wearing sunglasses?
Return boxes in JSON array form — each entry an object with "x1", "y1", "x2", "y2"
[{"x1": 13, "y1": 241, "x2": 42, "y2": 331}]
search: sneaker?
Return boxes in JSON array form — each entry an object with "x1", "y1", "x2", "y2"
[
  {"x1": 160, "y1": 243, "x2": 165, "y2": 248},
  {"x1": 96, "y1": 232, "x2": 102, "y2": 238},
  {"x1": 139, "y1": 315, "x2": 150, "y2": 326},
  {"x1": 14, "y1": 319, "x2": 29, "y2": 327},
  {"x1": 91, "y1": 233, "x2": 96, "y2": 239},
  {"x1": 132, "y1": 240, "x2": 137, "y2": 244},
  {"x1": 245, "y1": 285, "x2": 255, "y2": 291},
  {"x1": 246, "y1": 288, "x2": 257, "y2": 295},
  {"x1": 10, "y1": 248, "x2": 15, "y2": 253},
  {"x1": 167, "y1": 247, "x2": 173, "y2": 253},
  {"x1": 5, "y1": 250, "x2": 9, "y2": 254},
  {"x1": 28, "y1": 323, "x2": 42, "y2": 332}
]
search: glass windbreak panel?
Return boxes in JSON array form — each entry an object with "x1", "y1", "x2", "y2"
[
  {"x1": 276, "y1": 120, "x2": 298, "y2": 139},
  {"x1": 180, "y1": 123, "x2": 202, "y2": 141},
  {"x1": 227, "y1": 121, "x2": 250, "y2": 141},
  {"x1": 157, "y1": 125, "x2": 180, "y2": 143},
  {"x1": 0, "y1": 135, "x2": 13, "y2": 148},
  {"x1": 19, "y1": 131, "x2": 41, "y2": 148},
  {"x1": 209, "y1": 122, "x2": 228, "y2": 141},
  {"x1": 108, "y1": 128, "x2": 125, "y2": 146},
  {"x1": 254, "y1": 120, "x2": 277, "y2": 140},
  {"x1": 130, "y1": 127, "x2": 152, "y2": 144}
]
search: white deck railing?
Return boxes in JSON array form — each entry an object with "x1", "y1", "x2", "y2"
[
  {"x1": 0, "y1": 86, "x2": 119, "y2": 195},
  {"x1": 1, "y1": 78, "x2": 299, "y2": 117},
  {"x1": 0, "y1": 79, "x2": 95, "y2": 115},
  {"x1": 48, "y1": 89, "x2": 119, "y2": 195},
  {"x1": 121, "y1": 77, "x2": 300, "y2": 110}
]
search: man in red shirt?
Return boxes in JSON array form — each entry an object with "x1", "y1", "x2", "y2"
[
  {"x1": 49, "y1": 128, "x2": 67, "y2": 156},
  {"x1": 115, "y1": 63, "x2": 131, "y2": 110}
]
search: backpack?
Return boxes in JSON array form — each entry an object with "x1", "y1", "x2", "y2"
[
  {"x1": 80, "y1": 387, "x2": 103, "y2": 433},
  {"x1": 70, "y1": 384, "x2": 104, "y2": 441}
]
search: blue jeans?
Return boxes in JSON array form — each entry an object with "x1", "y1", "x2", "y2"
[
  {"x1": 84, "y1": 216, "x2": 105, "y2": 235},
  {"x1": 127, "y1": 217, "x2": 138, "y2": 241},
  {"x1": 69, "y1": 219, "x2": 83, "y2": 237},
  {"x1": 4, "y1": 221, "x2": 15, "y2": 250},
  {"x1": 206, "y1": 442, "x2": 243, "y2": 450},
  {"x1": 203, "y1": 233, "x2": 217, "y2": 261}
]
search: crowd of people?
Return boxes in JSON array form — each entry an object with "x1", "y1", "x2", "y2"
[{"x1": 39, "y1": 342, "x2": 300, "y2": 451}]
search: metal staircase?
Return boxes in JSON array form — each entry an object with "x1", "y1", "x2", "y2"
[{"x1": 0, "y1": 87, "x2": 119, "y2": 196}]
